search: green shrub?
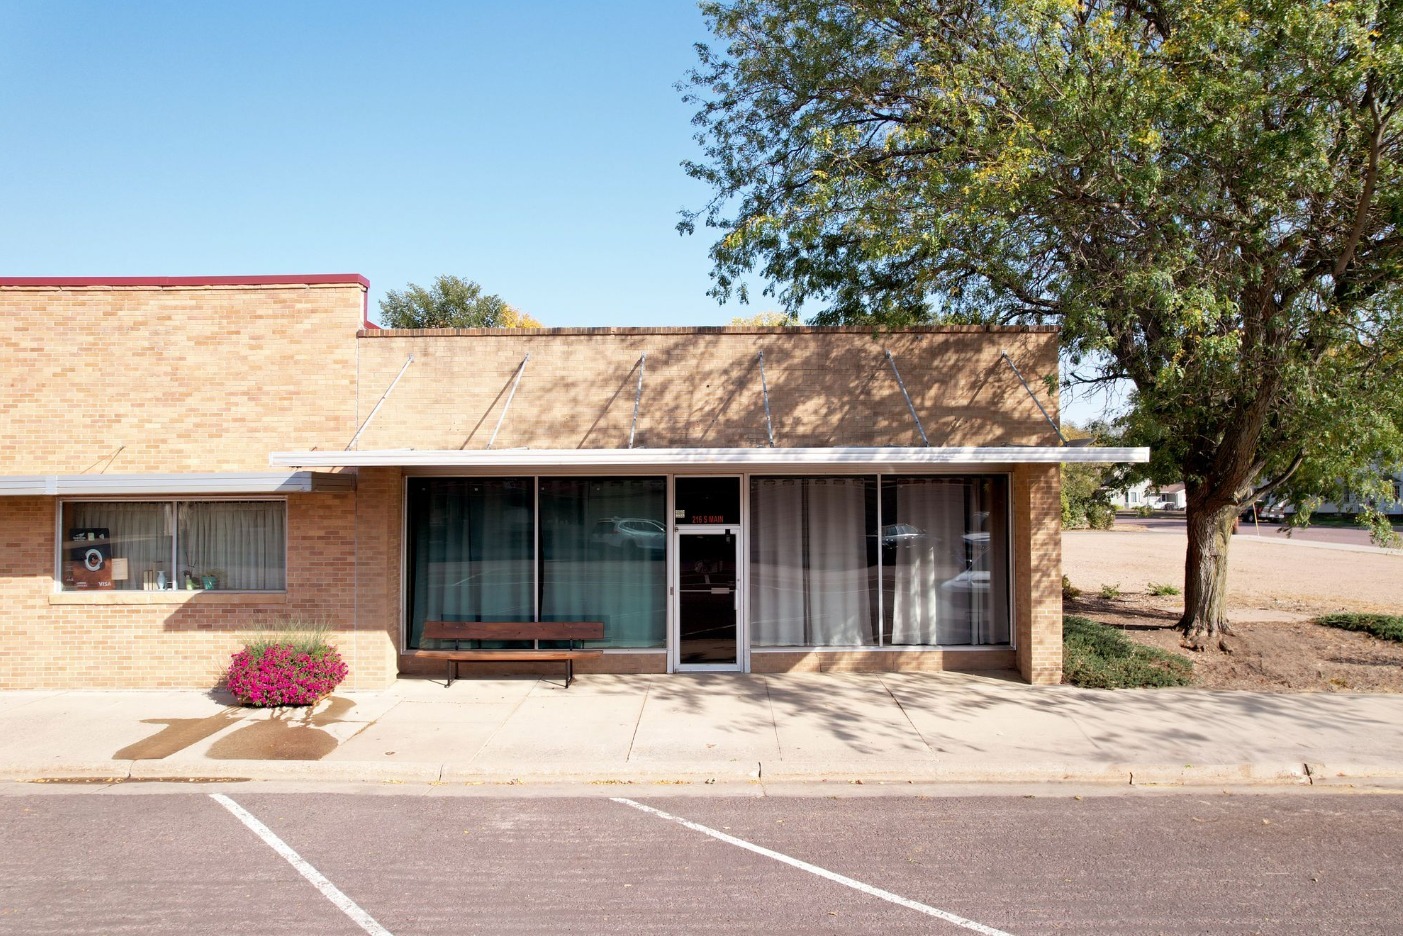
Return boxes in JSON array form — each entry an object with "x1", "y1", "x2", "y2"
[
  {"x1": 1147, "y1": 581, "x2": 1181, "y2": 596},
  {"x1": 1062, "y1": 575, "x2": 1082, "y2": 599},
  {"x1": 1135, "y1": 504, "x2": 1155, "y2": 518},
  {"x1": 1062, "y1": 616, "x2": 1194, "y2": 688},
  {"x1": 1099, "y1": 582, "x2": 1122, "y2": 599},
  {"x1": 1086, "y1": 502, "x2": 1116, "y2": 529},
  {"x1": 1315, "y1": 613, "x2": 1403, "y2": 642}
]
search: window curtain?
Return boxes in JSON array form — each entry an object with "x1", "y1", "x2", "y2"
[
  {"x1": 406, "y1": 478, "x2": 534, "y2": 648},
  {"x1": 886, "y1": 477, "x2": 1010, "y2": 646},
  {"x1": 64, "y1": 501, "x2": 169, "y2": 591},
  {"x1": 178, "y1": 501, "x2": 285, "y2": 590},
  {"x1": 538, "y1": 477, "x2": 666, "y2": 648},
  {"x1": 750, "y1": 477, "x2": 874, "y2": 647}
]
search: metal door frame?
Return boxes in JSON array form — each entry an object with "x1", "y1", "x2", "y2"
[{"x1": 670, "y1": 527, "x2": 746, "y2": 673}]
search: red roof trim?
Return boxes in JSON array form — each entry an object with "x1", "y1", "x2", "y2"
[{"x1": 0, "y1": 274, "x2": 370, "y2": 289}]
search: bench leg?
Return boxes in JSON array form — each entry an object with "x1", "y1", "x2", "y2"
[
  {"x1": 446, "y1": 659, "x2": 455, "y2": 688},
  {"x1": 565, "y1": 658, "x2": 573, "y2": 689}
]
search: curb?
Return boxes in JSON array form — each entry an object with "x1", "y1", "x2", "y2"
[{"x1": 6, "y1": 760, "x2": 1403, "y2": 788}]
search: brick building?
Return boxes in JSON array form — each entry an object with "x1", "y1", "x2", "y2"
[{"x1": 0, "y1": 275, "x2": 1146, "y2": 690}]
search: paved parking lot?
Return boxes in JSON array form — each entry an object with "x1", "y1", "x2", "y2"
[{"x1": 4, "y1": 790, "x2": 1402, "y2": 935}]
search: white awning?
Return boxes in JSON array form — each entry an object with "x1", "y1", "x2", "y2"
[
  {"x1": 269, "y1": 446, "x2": 1149, "y2": 470},
  {"x1": 0, "y1": 471, "x2": 355, "y2": 496}
]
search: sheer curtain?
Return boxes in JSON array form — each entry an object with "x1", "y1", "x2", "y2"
[
  {"x1": 751, "y1": 477, "x2": 874, "y2": 647},
  {"x1": 539, "y1": 477, "x2": 666, "y2": 648},
  {"x1": 886, "y1": 477, "x2": 1011, "y2": 646},
  {"x1": 889, "y1": 479, "x2": 967, "y2": 645},
  {"x1": 750, "y1": 479, "x2": 806, "y2": 645},
  {"x1": 178, "y1": 501, "x2": 285, "y2": 590},
  {"x1": 406, "y1": 478, "x2": 534, "y2": 648}
]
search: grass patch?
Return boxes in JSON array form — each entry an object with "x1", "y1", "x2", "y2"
[
  {"x1": 1147, "y1": 581, "x2": 1181, "y2": 596},
  {"x1": 1063, "y1": 616, "x2": 1194, "y2": 689},
  {"x1": 1315, "y1": 613, "x2": 1403, "y2": 642},
  {"x1": 1098, "y1": 582, "x2": 1122, "y2": 599}
]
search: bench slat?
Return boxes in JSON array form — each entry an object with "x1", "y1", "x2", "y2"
[{"x1": 411, "y1": 650, "x2": 603, "y2": 661}]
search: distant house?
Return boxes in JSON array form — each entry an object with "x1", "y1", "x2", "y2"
[{"x1": 1106, "y1": 480, "x2": 1185, "y2": 510}]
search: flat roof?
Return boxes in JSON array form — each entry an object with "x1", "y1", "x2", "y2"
[
  {"x1": 359, "y1": 323, "x2": 1059, "y2": 336},
  {"x1": 0, "y1": 274, "x2": 370, "y2": 289},
  {"x1": 270, "y1": 446, "x2": 1150, "y2": 469}
]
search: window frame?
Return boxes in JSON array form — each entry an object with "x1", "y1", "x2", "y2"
[{"x1": 54, "y1": 496, "x2": 290, "y2": 594}]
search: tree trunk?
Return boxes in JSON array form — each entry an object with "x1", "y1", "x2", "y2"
[{"x1": 1179, "y1": 500, "x2": 1240, "y2": 651}]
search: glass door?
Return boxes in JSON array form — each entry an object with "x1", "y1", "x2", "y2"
[{"x1": 675, "y1": 529, "x2": 740, "y2": 669}]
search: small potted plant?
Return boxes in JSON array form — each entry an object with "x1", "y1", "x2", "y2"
[{"x1": 225, "y1": 618, "x2": 347, "y2": 707}]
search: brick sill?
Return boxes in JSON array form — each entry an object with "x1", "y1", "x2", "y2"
[{"x1": 49, "y1": 591, "x2": 289, "y2": 606}]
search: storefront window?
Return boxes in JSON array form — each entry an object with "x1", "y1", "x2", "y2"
[
  {"x1": 750, "y1": 477, "x2": 879, "y2": 646},
  {"x1": 881, "y1": 476, "x2": 1010, "y2": 646},
  {"x1": 60, "y1": 500, "x2": 284, "y2": 592},
  {"x1": 405, "y1": 478, "x2": 534, "y2": 648},
  {"x1": 539, "y1": 477, "x2": 666, "y2": 647}
]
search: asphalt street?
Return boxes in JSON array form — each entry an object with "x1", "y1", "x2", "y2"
[{"x1": 2, "y1": 789, "x2": 1400, "y2": 935}]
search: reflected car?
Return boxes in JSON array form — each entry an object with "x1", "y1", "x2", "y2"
[
  {"x1": 590, "y1": 518, "x2": 666, "y2": 554},
  {"x1": 878, "y1": 523, "x2": 927, "y2": 548}
]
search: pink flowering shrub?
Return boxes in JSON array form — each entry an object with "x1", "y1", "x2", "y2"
[{"x1": 225, "y1": 641, "x2": 347, "y2": 707}]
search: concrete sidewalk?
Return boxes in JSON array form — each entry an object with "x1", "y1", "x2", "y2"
[{"x1": 4, "y1": 673, "x2": 1403, "y2": 789}]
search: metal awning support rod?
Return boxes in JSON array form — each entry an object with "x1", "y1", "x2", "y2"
[
  {"x1": 487, "y1": 354, "x2": 530, "y2": 449},
  {"x1": 757, "y1": 350, "x2": 776, "y2": 447},
  {"x1": 347, "y1": 354, "x2": 413, "y2": 451},
  {"x1": 628, "y1": 353, "x2": 646, "y2": 449},
  {"x1": 884, "y1": 350, "x2": 929, "y2": 447},
  {"x1": 1000, "y1": 350, "x2": 1067, "y2": 445}
]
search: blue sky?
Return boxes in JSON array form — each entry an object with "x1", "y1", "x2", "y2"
[
  {"x1": 0, "y1": 1, "x2": 1119, "y2": 421},
  {"x1": 0, "y1": 1, "x2": 737, "y2": 326}
]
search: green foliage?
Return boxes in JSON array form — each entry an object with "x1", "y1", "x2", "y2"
[
  {"x1": 1062, "y1": 616, "x2": 1194, "y2": 689},
  {"x1": 1098, "y1": 582, "x2": 1122, "y2": 600},
  {"x1": 1147, "y1": 582, "x2": 1181, "y2": 597},
  {"x1": 685, "y1": 0, "x2": 1403, "y2": 623},
  {"x1": 1316, "y1": 613, "x2": 1403, "y2": 642},
  {"x1": 1135, "y1": 505, "x2": 1155, "y2": 518},
  {"x1": 379, "y1": 275, "x2": 540, "y2": 328},
  {"x1": 1061, "y1": 424, "x2": 1114, "y2": 528},
  {"x1": 1085, "y1": 502, "x2": 1116, "y2": 530},
  {"x1": 730, "y1": 310, "x2": 798, "y2": 326},
  {"x1": 1062, "y1": 575, "x2": 1081, "y2": 600},
  {"x1": 242, "y1": 616, "x2": 337, "y2": 657}
]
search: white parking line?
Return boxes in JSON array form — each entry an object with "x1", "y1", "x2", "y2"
[
  {"x1": 613, "y1": 797, "x2": 1016, "y2": 936},
  {"x1": 211, "y1": 794, "x2": 393, "y2": 936}
]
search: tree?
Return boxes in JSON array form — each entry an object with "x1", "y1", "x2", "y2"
[
  {"x1": 379, "y1": 275, "x2": 541, "y2": 328},
  {"x1": 730, "y1": 310, "x2": 799, "y2": 325},
  {"x1": 682, "y1": 0, "x2": 1403, "y2": 649}
]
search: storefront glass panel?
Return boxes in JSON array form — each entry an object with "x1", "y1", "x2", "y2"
[
  {"x1": 405, "y1": 478, "x2": 535, "y2": 648},
  {"x1": 539, "y1": 477, "x2": 666, "y2": 648},
  {"x1": 750, "y1": 476, "x2": 879, "y2": 646},
  {"x1": 881, "y1": 476, "x2": 1010, "y2": 646}
]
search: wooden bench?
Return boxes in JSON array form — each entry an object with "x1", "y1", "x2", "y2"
[{"x1": 414, "y1": 621, "x2": 604, "y2": 688}]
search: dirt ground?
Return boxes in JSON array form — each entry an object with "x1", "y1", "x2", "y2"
[{"x1": 1062, "y1": 528, "x2": 1403, "y2": 692}]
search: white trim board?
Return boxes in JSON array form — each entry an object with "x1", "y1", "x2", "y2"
[{"x1": 270, "y1": 445, "x2": 1149, "y2": 470}]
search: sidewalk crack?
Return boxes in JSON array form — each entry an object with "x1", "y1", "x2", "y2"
[
  {"x1": 624, "y1": 681, "x2": 650, "y2": 763},
  {"x1": 878, "y1": 675, "x2": 933, "y2": 754}
]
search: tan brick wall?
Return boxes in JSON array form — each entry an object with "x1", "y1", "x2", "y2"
[
  {"x1": 0, "y1": 492, "x2": 399, "y2": 690},
  {"x1": 0, "y1": 286, "x2": 1066, "y2": 687},
  {"x1": 0, "y1": 283, "x2": 363, "y2": 473},
  {"x1": 1013, "y1": 463, "x2": 1063, "y2": 683},
  {"x1": 351, "y1": 327, "x2": 1061, "y2": 451}
]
